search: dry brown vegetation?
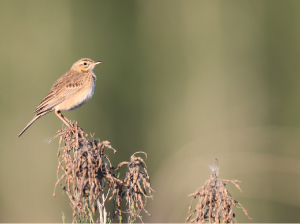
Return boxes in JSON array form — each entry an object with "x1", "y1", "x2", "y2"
[
  {"x1": 186, "y1": 159, "x2": 252, "y2": 223},
  {"x1": 47, "y1": 122, "x2": 251, "y2": 223},
  {"x1": 51, "y1": 122, "x2": 153, "y2": 223}
]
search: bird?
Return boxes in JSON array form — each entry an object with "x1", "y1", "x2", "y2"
[{"x1": 18, "y1": 58, "x2": 102, "y2": 137}]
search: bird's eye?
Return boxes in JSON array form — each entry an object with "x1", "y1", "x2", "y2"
[{"x1": 83, "y1": 62, "x2": 87, "y2": 66}]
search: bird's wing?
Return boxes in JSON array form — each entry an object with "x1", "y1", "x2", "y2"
[{"x1": 34, "y1": 71, "x2": 85, "y2": 114}]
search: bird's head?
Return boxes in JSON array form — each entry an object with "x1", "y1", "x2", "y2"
[{"x1": 71, "y1": 58, "x2": 102, "y2": 72}]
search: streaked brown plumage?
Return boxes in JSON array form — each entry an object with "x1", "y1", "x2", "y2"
[{"x1": 18, "y1": 58, "x2": 101, "y2": 137}]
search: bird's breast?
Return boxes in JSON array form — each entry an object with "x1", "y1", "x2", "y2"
[{"x1": 56, "y1": 76, "x2": 96, "y2": 111}]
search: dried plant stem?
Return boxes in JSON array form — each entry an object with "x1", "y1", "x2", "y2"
[
  {"x1": 186, "y1": 159, "x2": 252, "y2": 223},
  {"x1": 51, "y1": 122, "x2": 153, "y2": 223}
]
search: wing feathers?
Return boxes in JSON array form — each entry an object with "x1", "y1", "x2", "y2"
[{"x1": 34, "y1": 71, "x2": 84, "y2": 113}]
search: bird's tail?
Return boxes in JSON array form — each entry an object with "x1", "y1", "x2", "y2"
[{"x1": 18, "y1": 111, "x2": 49, "y2": 137}]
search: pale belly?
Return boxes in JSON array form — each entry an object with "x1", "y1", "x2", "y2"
[{"x1": 55, "y1": 81, "x2": 96, "y2": 111}]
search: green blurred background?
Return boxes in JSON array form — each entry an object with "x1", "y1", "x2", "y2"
[{"x1": 1, "y1": 0, "x2": 300, "y2": 222}]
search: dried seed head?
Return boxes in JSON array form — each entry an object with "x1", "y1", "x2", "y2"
[
  {"x1": 186, "y1": 159, "x2": 250, "y2": 223},
  {"x1": 52, "y1": 124, "x2": 152, "y2": 223}
]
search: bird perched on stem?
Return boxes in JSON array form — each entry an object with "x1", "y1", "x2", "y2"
[{"x1": 18, "y1": 58, "x2": 102, "y2": 137}]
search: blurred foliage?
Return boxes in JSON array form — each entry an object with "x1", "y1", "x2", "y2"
[{"x1": 1, "y1": 0, "x2": 300, "y2": 222}]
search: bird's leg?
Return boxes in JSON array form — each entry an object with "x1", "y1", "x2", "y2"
[
  {"x1": 55, "y1": 110, "x2": 73, "y2": 128},
  {"x1": 61, "y1": 113, "x2": 73, "y2": 126}
]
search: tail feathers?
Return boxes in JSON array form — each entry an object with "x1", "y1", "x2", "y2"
[{"x1": 18, "y1": 111, "x2": 49, "y2": 137}]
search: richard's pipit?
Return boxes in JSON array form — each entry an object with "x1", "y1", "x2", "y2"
[{"x1": 18, "y1": 58, "x2": 102, "y2": 137}]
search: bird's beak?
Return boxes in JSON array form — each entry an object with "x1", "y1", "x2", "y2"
[{"x1": 94, "y1": 61, "x2": 102, "y2": 65}]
